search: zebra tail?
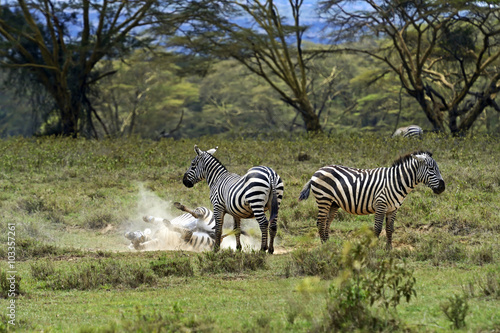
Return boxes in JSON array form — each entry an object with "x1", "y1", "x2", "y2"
[
  {"x1": 298, "y1": 180, "x2": 311, "y2": 201},
  {"x1": 269, "y1": 177, "x2": 279, "y2": 224}
]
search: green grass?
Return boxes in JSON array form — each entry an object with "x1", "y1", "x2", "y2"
[{"x1": 0, "y1": 133, "x2": 499, "y2": 332}]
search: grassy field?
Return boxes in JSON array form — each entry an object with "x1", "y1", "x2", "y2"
[{"x1": 0, "y1": 133, "x2": 499, "y2": 332}]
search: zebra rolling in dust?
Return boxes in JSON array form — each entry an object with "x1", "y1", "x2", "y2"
[
  {"x1": 125, "y1": 202, "x2": 239, "y2": 251},
  {"x1": 299, "y1": 151, "x2": 445, "y2": 249}
]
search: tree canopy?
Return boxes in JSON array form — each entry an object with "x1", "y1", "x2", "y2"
[
  {"x1": 0, "y1": 0, "x2": 184, "y2": 137},
  {"x1": 0, "y1": 0, "x2": 499, "y2": 138},
  {"x1": 321, "y1": 0, "x2": 500, "y2": 135}
]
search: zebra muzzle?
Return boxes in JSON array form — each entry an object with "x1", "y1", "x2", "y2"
[
  {"x1": 433, "y1": 180, "x2": 445, "y2": 194},
  {"x1": 182, "y1": 175, "x2": 194, "y2": 188}
]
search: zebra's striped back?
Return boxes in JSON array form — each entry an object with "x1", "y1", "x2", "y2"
[
  {"x1": 392, "y1": 125, "x2": 423, "y2": 138},
  {"x1": 299, "y1": 151, "x2": 444, "y2": 249},
  {"x1": 183, "y1": 145, "x2": 284, "y2": 253}
]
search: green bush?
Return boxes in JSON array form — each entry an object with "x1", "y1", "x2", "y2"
[
  {"x1": 441, "y1": 294, "x2": 469, "y2": 330},
  {"x1": 288, "y1": 241, "x2": 342, "y2": 279},
  {"x1": 314, "y1": 227, "x2": 416, "y2": 332}
]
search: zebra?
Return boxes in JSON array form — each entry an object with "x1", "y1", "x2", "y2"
[
  {"x1": 182, "y1": 145, "x2": 284, "y2": 253},
  {"x1": 392, "y1": 125, "x2": 423, "y2": 138},
  {"x1": 298, "y1": 151, "x2": 445, "y2": 249},
  {"x1": 140, "y1": 202, "x2": 220, "y2": 251},
  {"x1": 127, "y1": 202, "x2": 236, "y2": 252}
]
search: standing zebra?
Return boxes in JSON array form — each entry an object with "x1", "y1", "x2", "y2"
[
  {"x1": 392, "y1": 125, "x2": 423, "y2": 138},
  {"x1": 298, "y1": 151, "x2": 445, "y2": 249},
  {"x1": 182, "y1": 145, "x2": 284, "y2": 253}
]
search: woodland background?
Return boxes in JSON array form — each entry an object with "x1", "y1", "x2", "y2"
[{"x1": 0, "y1": 0, "x2": 499, "y2": 139}]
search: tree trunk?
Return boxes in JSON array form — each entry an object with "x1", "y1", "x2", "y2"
[
  {"x1": 414, "y1": 89, "x2": 446, "y2": 132},
  {"x1": 456, "y1": 73, "x2": 500, "y2": 135},
  {"x1": 295, "y1": 99, "x2": 322, "y2": 132}
]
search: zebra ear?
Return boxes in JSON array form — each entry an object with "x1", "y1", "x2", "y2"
[
  {"x1": 194, "y1": 145, "x2": 202, "y2": 156},
  {"x1": 207, "y1": 146, "x2": 218, "y2": 155}
]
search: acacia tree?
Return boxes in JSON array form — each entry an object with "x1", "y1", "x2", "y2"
[
  {"x1": 93, "y1": 49, "x2": 199, "y2": 139},
  {"x1": 169, "y1": 0, "x2": 338, "y2": 132},
  {"x1": 0, "y1": 0, "x2": 184, "y2": 137},
  {"x1": 322, "y1": 0, "x2": 500, "y2": 135}
]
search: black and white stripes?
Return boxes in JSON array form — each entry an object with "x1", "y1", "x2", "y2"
[
  {"x1": 299, "y1": 151, "x2": 445, "y2": 249},
  {"x1": 182, "y1": 145, "x2": 284, "y2": 253},
  {"x1": 392, "y1": 125, "x2": 424, "y2": 138}
]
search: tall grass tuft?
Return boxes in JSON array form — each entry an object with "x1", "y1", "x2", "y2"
[
  {"x1": 0, "y1": 269, "x2": 22, "y2": 299},
  {"x1": 149, "y1": 253, "x2": 194, "y2": 277},
  {"x1": 79, "y1": 305, "x2": 214, "y2": 333},
  {"x1": 197, "y1": 249, "x2": 267, "y2": 274},
  {"x1": 33, "y1": 259, "x2": 157, "y2": 290},
  {"x1": 287, "y1": 241, "x2": 342, "y2": 279},
  {"x1": 3, "y1": 238, "x2": 84, "y2": 260}
]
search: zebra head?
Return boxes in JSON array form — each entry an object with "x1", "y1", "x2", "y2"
[
  {"x1": 412, "y1": 152, "x2": 445, "y2": 194},
  {"x1": 182, "y1": 145, "x2": 218, "y2": 188}
]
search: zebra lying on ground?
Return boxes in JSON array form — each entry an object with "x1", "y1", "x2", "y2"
[
  {"x1": 298, "y1": 151, "x2": 445, "y2": 249},
  {"x1": 392, "y1": 125, "x2": 423, "y2": 138},
  {"x1": 182, "y1": 145, "x2": 284, "y2": 253},
  {"x1": 125, "y1": 202, "x2": 234, "y2": 251}
]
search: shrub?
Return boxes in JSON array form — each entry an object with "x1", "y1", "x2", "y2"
[
  {"x1": 314, "y1": 227, "x2": 416, "y2": 332},
  {"x1": 287, "y1": 241, "x2": 342, "y2": 279},
  {"x1": 197, "y1": 249, "x2": 267, "y2": 274},
  {"x1": 440, "y1": 294, "x2": 469, "y2": 330},
  {"x1": 149, "y1": 254, "x2": 194, "y2": 277}
]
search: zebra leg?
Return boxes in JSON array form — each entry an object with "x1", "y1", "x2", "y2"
[
  {"x1": 253, "y1": 209, "x2": 269, "y2": 252},
  {"x1": 173, "y1": 202, "x2": 204, "y2": 219},
  {"x1": 373, "y1": 206, "x2": 387, "y2": 238},
  {"x1": 233, "y1": 216, "x2": 242, "y2": 251},
  {"x1": 268, "y1": 214, "x2": 278, "y2": 255},
  {"x1": 316, "y1": 202, "x2": 333, "y2": 242},
  {"x1": 323, "y1": 205, "x2": 339, "y2": 241},
  {"x1": 385, "y1": 210, "x2": 398, "y2": 250},
  {"x1": 213, "y1": 207, "x2": 225, "y2": 252}
]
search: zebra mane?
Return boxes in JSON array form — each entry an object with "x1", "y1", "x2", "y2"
[
  {"x1": 202, "y1": 150, "x2": 228, "y2": 172},
  {"x1": 392, "y1": 150, "x2": 432, "y2": 167}
]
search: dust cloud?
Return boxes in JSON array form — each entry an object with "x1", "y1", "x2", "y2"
[{"x1": 121, "y1": 185, "x2": 262, "y2": 252}]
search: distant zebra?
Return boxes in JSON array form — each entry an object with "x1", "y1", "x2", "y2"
[
  {"x1": 182, "y1": 145, "x2": 284, "y2": 253},
  {"x1": 392, "y1": 125, "x2": 423, "y2": 138},
  {"x1": 298, "y1": 151, "x2": 445, "y2": 249}
]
